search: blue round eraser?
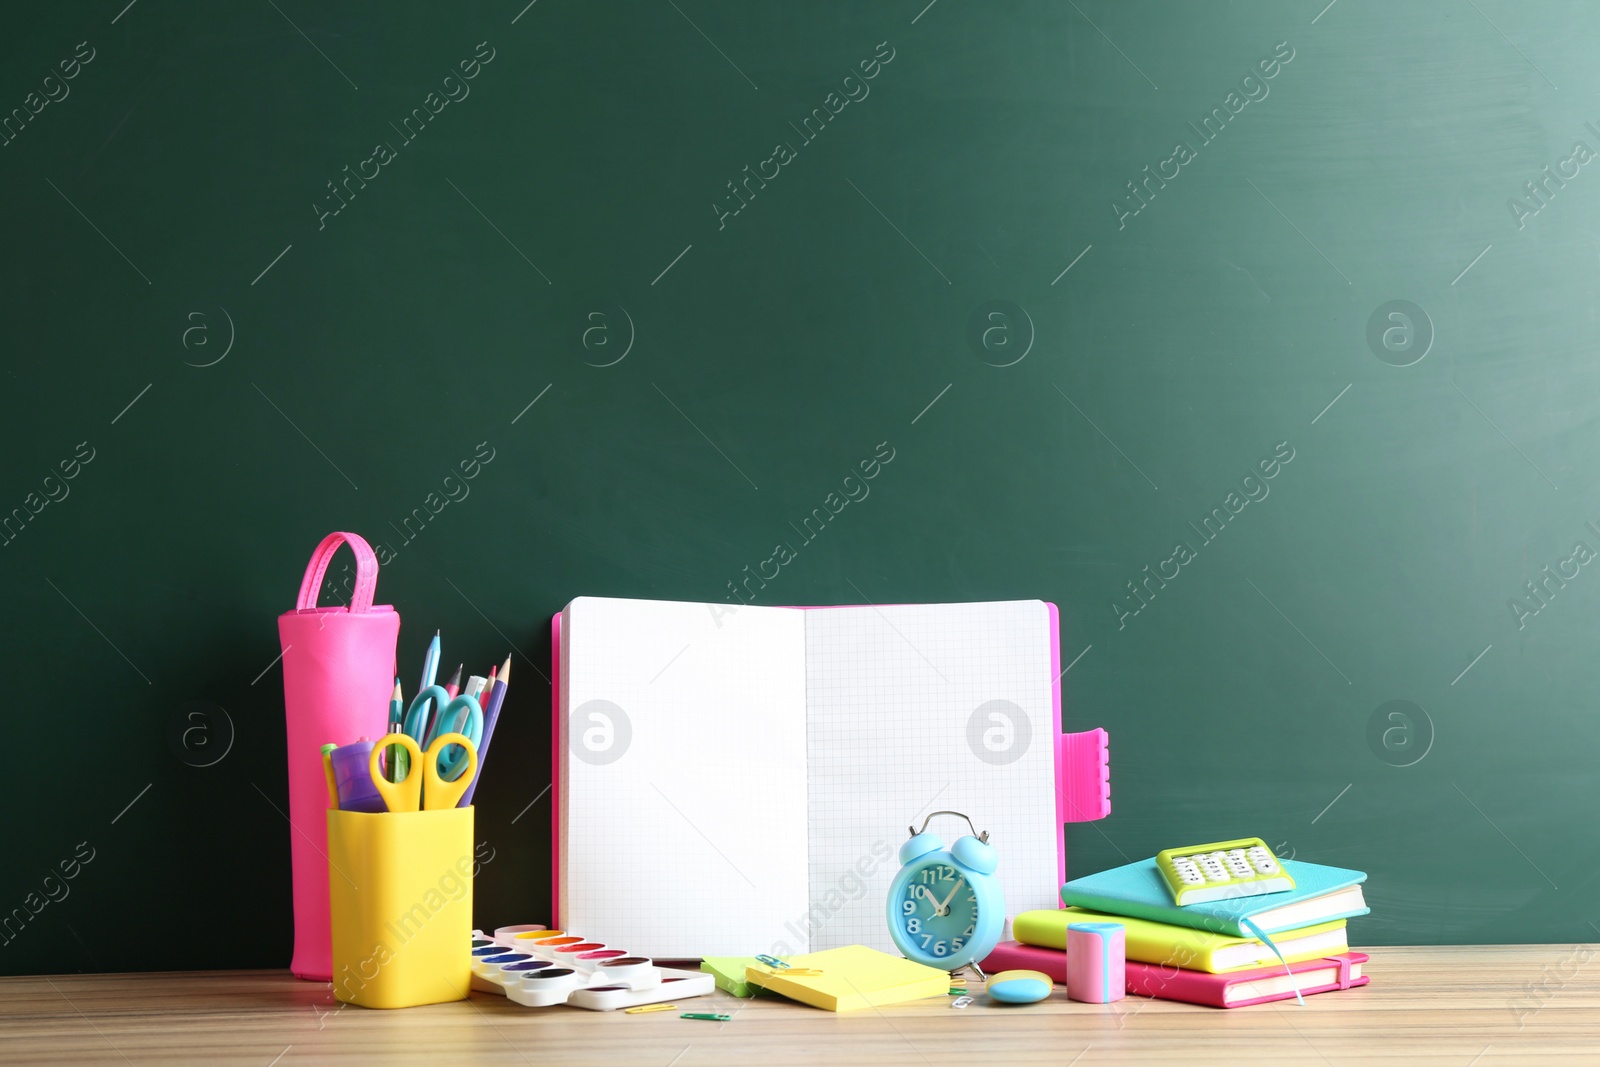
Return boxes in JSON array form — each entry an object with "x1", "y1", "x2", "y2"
[{"x1": 986, "y1": 969, "x2": 1054, "y2": 1004}]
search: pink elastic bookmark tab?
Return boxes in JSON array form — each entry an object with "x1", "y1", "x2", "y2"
[{"x1": 1066, "y1": 922, "x2": 1125, "y2": 1004}]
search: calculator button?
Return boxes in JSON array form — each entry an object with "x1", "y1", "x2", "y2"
[
  {"x1": 1225, "y1": 854, "x2": 1253, "y2": 877},
  {"x1": 1249, "y1": 851, "x2": 1280, "y2": 874},
  {"x1": 1198, "y1": 855, "x2": 1229, "y2": 882}
]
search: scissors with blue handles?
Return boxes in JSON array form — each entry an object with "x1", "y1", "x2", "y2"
[
  {"x1": 370, "y1": 733, "x2": 478, "y2": 812},
  {"x1": 402, "y1": 685, "x2": 483, "y2": 780}
]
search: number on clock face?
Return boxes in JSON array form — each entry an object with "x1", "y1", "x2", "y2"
[{"x1": 901, "y1": 863, "x2": 977, "y2": 957}]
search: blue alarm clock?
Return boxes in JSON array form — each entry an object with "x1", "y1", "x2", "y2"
[{"x1": 886, "y1": 811, "x2": 1004, "y2": 973}]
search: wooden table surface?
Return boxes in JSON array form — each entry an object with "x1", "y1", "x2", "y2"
[{"x1": 3, "y1": 947, "x2": 1598, "y2": 1065}]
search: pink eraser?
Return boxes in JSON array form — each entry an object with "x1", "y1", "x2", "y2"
[{"x1": 1066, "y1": 921, "x2": 1125, "y2": 1003}]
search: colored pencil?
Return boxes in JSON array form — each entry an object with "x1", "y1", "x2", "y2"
[
  {"x1": 387, "y1": 678, "x2": 408, "y2": 782},
  {"x1": 419, "y1": 630, "x2": 441, "y2": 694},
  {"x1": 460, "y1": 655, "x2": 510, "y2": 806}
]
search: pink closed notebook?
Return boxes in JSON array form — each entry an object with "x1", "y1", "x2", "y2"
[
  {"x1": 1125, "y1": 951, "x2": 1370, "y2": 1008},
  {"x1": 982, "y1": 943, "x2": 1371, "y2": 1009},
  {"x1": 983, "y1": 940, "x2": 1070, "y2": 980}
]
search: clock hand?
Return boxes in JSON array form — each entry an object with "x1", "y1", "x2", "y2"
[
  {"x1": 915, "y1": 884, "x2": 947, "y2": 917},
  {"x1": 935, "y1": 876, "x2": 966, "y2": 917}
]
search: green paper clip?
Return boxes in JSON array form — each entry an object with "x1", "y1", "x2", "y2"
[{"x1": 682, "y1": 1012, "x2": 732, "y2": 1021}]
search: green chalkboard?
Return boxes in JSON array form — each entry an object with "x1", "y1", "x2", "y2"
[{"x1": 4, "y1": 0, "x2": 1596, "y2": 976}]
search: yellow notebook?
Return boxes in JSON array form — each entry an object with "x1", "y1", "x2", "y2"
[
  {"x1": 1013, "y1": 908, "x2": 1348, "y2": 974},
  {"x1": 744, "y1": 945, "x2": 949, "y2": 1012}
]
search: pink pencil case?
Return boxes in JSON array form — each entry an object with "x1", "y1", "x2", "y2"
[{"x1": 278, "y1": 532, "x2": 399, "y2": 980}]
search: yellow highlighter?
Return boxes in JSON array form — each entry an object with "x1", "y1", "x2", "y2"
[
  {"x1": 321, "y1": 743, "x2": 339, "y2": 809},
  {"x1": 369, "y1": 733, "x2": 478, "y2": 813}
]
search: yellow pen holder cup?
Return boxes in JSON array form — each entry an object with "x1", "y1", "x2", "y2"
[{"x1": 327, "y1": 806, "x2": 474, "y2": 1009}]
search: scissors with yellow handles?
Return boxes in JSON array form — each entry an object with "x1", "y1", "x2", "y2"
[
  {"x1": 402, "y1": 685, "x2": 483, "y2": 779},
  {"x1": 369, "y1": 732, "x2": 479, "y2": 812}
]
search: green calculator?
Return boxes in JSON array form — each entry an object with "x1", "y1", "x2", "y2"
[{"x1": 1156, "y1": 838, "x2": 1294, "y2": 906}]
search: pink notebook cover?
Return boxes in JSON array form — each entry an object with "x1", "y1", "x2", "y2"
[
  {"x1": 982, "y1": 942, "x2": 1371, "y2": 1008},
  {"x1": 550, "y1": 601, "x2": 1110, "y2": 926},
  {"x1": 982, "y1": 939, "x2": 1072, "y2": 981}
]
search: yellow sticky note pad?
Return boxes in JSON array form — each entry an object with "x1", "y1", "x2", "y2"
[{"x1": 744, "y1": 945, "x2": 948, "y2": 1012}]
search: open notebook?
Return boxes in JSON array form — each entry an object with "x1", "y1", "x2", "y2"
[{"x1": 552, "y1": 596, "x2": 1109, "y2": 959}]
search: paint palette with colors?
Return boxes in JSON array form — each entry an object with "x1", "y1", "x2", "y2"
[{"x1": 471, "y1": 926, "x2": 715, "y2": 1011}]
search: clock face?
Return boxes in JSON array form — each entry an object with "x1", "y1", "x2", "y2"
[{"x1": 895, "y1": 860, "x2": 978, "y2": 963}]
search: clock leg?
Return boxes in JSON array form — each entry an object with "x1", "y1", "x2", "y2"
[{"x1": 967, "y1": 962, "x2": 986, "y2": 982}]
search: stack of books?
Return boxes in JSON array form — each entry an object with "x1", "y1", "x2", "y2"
[{"x1": 984, "y1": 856, "x2": 1370, "y2": 1008}]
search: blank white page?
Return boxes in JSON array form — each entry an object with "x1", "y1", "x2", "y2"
[
  {"x1": 560, "y1": 596, "x2": 810, "y2": 958},
  {"x1": 804, "y1": 601, "x2": 1058, "y2": 953}
]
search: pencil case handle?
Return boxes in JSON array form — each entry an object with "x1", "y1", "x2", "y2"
[{"x1": 296, "y1": 531, "x2": 380, "y2": 612}]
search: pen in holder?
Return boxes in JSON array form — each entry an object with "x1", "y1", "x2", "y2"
[{"x1": 326, "y1": 734, "x2": 477, "y2": 1009}]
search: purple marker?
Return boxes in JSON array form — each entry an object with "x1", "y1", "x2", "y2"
[{"x1": 329, "y1": 738, "x2": 386, "y2": 813}]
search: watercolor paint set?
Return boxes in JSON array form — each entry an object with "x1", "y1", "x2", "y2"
[{"x1": 470, "y1": 925, "x2": 715, "y2": 1011}]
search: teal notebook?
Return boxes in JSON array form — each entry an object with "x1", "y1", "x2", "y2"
[{"x1": 1061, "y1": 858, "x2": 1368, "y2": 939}]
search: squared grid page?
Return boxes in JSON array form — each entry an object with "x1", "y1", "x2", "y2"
[
  {"x1": 561, "y1": 596, "x2": 810, "y2": 958},
  {"x1": 804, "y1": 601, "x2": 1057, "y2": 952}
]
